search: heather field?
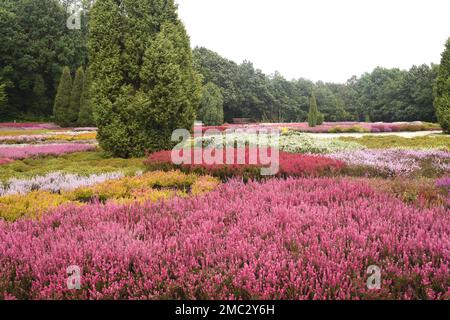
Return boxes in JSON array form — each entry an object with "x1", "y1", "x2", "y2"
[{"x1": 0, "y1": 122, "x2": 449, "y2": 300}]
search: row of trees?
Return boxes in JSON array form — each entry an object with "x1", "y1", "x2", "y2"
[
  {"x1": 1, "y1": 0, "x2": 449, "y2": 157},
  {"x1": 0, "y1": 0, "x2": 90, "y2": 120},
  {"x1": 54, "y1": 66, "x2": 94, "y2": 127},
  {"x1": 193, "y1": 47, "x2": 441, "y2": 124}
]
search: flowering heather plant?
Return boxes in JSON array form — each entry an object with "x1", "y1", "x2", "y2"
[
  {"x1": 339, "y1": 135, "x2": 450, "y2": 151},
  {"x1": 0, "y1": 132, "x2": 97, "y2": 145},
  {"x1": 194, "y1": 131, "x2": 364, "y2": 154},
  {"x1": 196, "y1": 122, "x2": 441, "y2": 134},
  {"x1": 73, "y1": 127, "x2": 97, "y2": 132},
  {"x1": 328, "y1": 149, "x2": 450, "y2": 177},
  {"x1": 0, "y1": 144, "x2": 96, "y2": 160},
  {"x1": 64, "y1": 171, "x2": 218, "y2": 203},
  {"x1": 436, "y1": 177, "x2": 450, "y2": 189},
  {"x1": 0, "y1": 178, "x2": 448, "y2": 300},
  {"x1": 0, "y1": 134, "x2": 49, "y2": 144},
  {"x1": 146, "y1": 148, "x2": 345, "y2": 181},
  {"x1": 436, "y1": 177, "x2": 450, "y2": 205},
  {"x1": 0, "y1": 191, "x2": 79, "y2": 221},
  {"x1": 0, "y1": 171, "x2": 220, "y2": 221},
  {"x1": 0, "y1": 122, "x2": 58, "y2": 130},
  {"x1": 280, "y1": 132, "x2": 364, "y2": 154},
  {"x1": 0, "y1": 172, "x2": 125, "y2": 197},
  {"x1": 0, "y1": 158, "x2": 13, "y2": 166},
  {"x1": 367, "y1": 178, "x2": 448, "y2": 208}
]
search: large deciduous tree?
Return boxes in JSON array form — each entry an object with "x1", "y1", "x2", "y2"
[
  {"x1": 89, "y1": 0, "x2": 201, "y2": 157},
  {"x1": 435, "y1": 39, "x2": 450, "y2": 133}
]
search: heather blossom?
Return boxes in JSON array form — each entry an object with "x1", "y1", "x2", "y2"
[
  {"x1": 0, "y1": 172, "x2": 125, "y2": 196},
  {"x1": 327, "y1": 149, "x2": 450, "y2": 176},
  {"x1": 0, "y1": 178, "x2": 448, "y2": 300},
  {"x1": 0, "y1": 143, "x2": 96, "y2": 160},
  {"x1": 436, "y1": 177, "x2": 450, "y2": 203}
]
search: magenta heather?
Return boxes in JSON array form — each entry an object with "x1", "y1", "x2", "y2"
[
  {"x1": 0, "y1": 143, "x2": 96, "y2": 160},
  {"x1": 0, "y1": 178, "x2": 449, "y2": 300}
]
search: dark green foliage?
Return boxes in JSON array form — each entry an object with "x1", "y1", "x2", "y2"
[
  {"x1": 89, "y1": 0, "x2": 201, "y2": 157},
  {"x1": 0, "y1": 82, "x2": 7, "y2": 110},
  {"x1": 0, "y1": 0, "x2": 87, "y2": 120},
  {"x1": 53, "y1": 67, "x2": 73, "y2": 126},
  {"x1": 193, "y1": 47, "x2": 439, "y2": 124},
  {"x1": 435, "y1": 39, "x2": 450, "y2": 133},
  {"x1": 30, "y1": 75, "x2": 49, "y2": 116},
  {"x1": 198, "y1": 82, "x2": 224, "y2": 125},
  {"x1": 317, "y1": 112, "x2": 324, "y2": 125},
  {"x1": 78, "y1": 68, "x2": 95, "y2": 126},
  {"x1": 67, "y1": 67, "x2": 84, "y2": 126},
  {"x1": 0, "y1": 0, "x2": 441, "y2": 124},
  {"x1": 308, "y1": 94, "x2": 318, "y2": 127}
]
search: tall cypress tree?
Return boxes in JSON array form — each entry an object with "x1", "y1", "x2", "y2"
[
  {"x1": 53, "y1": 66, "x2": 73, "y2": 127},
  {"x1": 78, "y1": 68, "x2": 95, "y2": 126},
  {"x1": 69, "y1": 67, "x2": 85, "y2": 126},
  {"x1": 308, "y1": 93, "x2": 319, "y2": 127},
  {"x1": 435, "y1": 38, "x2": 450, "y2": 133},
  {"x1": 89, "y1": 0, "x2": 201, "y2": 157}
]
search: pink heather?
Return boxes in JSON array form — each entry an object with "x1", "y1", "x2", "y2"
[
  {"x1": 0, "y1": 144, "x2": 96, "y2": 160},
  {"x1": 0, "y1": 178, "x2": 449, "y2": 300}
]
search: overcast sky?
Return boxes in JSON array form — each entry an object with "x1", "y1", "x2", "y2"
[{"x1": 177, "y1": 0, "x2": 450, "y2": 83}]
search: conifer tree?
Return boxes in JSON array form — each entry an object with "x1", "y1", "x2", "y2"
[
  {"x1": 198, "y1": 82, "x2": 224, "y2": 126},
  {"x1": 435, "y1": 38, "x2": 450, "y2": 133},
  {"x1": 53, "y1": 67, "x2": 73, "y2": 127},
  {"x1": 308, "y1": 93, "x2": 319, "y2": 127},
  {"x1": 89, "y1": 0, "x2": 201, "y2": 157},
  {"x1": 78, "y1": 68, "x2": 95, "y2": 126},
  {"x1": 69, "y1": 67, "x2": 85, "y2": 126}
]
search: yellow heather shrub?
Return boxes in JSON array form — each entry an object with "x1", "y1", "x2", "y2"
[
  {"x1": 0, "y1": 191, "x2": 80, "y2": 221},
  {"x1": 114, "y1": 189, "x2": 177, "y2": 205},
  {"x1": 191, "y1": 176, "x2": 221, "y2": 195},
  {"x1": 1, "y1": 171, "x2": 221, "y2": 221},
  {"x1": 48, "y1": 133, "x2": 97, "y2": 141},
  {"x1": 64, "y1": 171, "x2": 200, "y2": 202}
]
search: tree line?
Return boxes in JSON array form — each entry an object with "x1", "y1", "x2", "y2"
[
  {"x1": 193, "y1": 47, "x2": 440, "y2": 124},
  {"x1": 0, "y1": 0, "x2": 449, "y2": 150}
]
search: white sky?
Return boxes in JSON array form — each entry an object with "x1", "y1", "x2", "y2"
[{"x1": 177, "y1": 0, "x2": 450, "y2": 83}]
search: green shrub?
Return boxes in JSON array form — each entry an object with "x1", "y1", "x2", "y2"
[
  {"x1": 198, "y1": 82, "x2": 224, "y2": 126},
  {"x1": 53, "y1": 67, "x2": 72, "y2": 127}
]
